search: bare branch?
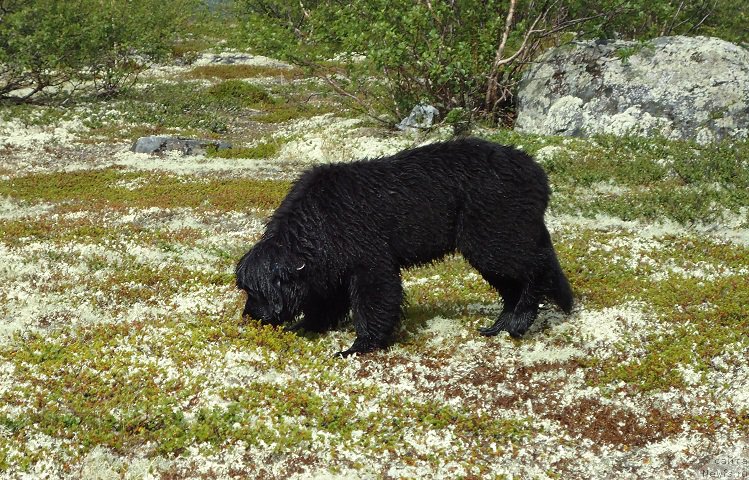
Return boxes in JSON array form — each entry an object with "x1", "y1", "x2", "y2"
[
  {"x1": 491, "y1": 1, "x2": 553, "y2": 71},
  {"x1": 484, "y1": 0, "x2": 520, "y2": 108},
  {"x1": 685, "y1": 0, "x2": 717, "y2": 35},
  {"x1": 495, "y1": 0, "x2": 517, "y2": 64},
  {"x1": 483, "y1": 0, "x2": 626, "y2": 114},
  {"x1": 663, "y1": 0, "x2": 685, "y2": 36},
  {"x1": 535, "y1": 10, "x2": 610, "y2": 39},
  {"x1": 318, "y1": 74, "x2": 392, "y2": 127}
]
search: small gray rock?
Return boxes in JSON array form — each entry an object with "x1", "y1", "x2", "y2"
[
  {"x1": 131, "y1": 136, "x2": 232, "y2": 155},
  {"x1": 397, "y1": 104, "x2": 440, "y2": 131}
]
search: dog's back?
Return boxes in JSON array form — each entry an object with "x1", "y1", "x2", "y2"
[{"x1": 270, "y1": 138, "x2": 550, "y2": 269}]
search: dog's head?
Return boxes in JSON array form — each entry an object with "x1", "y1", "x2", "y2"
[{"x1": 235, "y1": 241, "x2": 308, "y2": 326}]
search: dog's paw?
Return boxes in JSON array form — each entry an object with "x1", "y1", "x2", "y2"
[
  {"x1": 334, "y1": 336, "x2": 381, "y2": 358},
  {"x1": 333, "y1": 349, "x2": 357, "y2": 358},
  {"x1": 478, "y1": 325, "x2": 502, "y2": 336},
  {"x1": 478, "y1": 312, "x2": 512, "y2": 337},
  {"x1": 479, "y1": 312, "x2": 532, "y2": 338}
]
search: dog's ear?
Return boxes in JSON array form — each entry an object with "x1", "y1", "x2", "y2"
[
  {"x1": 273, "y1": 257, "x2": 305, "y2": 280},
  {"x1": 235, "y1": 252, "x2": 251, "y2": 290},
  {"x1": 288, "y1": 255, "x2": 306, "y2": 276}
]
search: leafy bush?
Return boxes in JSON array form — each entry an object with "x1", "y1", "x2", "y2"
[
  {"x1": 236, "y1": 0, "x2": 747, "y2": 125},
  {"x1": 235, "y1": 0, "x2": 626, "y2": 123},
  {"x1": 78, "y1": 79, "x2": 331, "y2": 140},
  {"x1": 206, "y1": 79, "x2": 273, "y2": 106},
  {"x1": 598, "y1": 0, "x2": 747, "y2": 43},
  {"x1": 0, "y1": 0, "x2": 199, "y2": 99},
  {"x1": 83, "y1": 80, "x2": 273, "y2": 135}
]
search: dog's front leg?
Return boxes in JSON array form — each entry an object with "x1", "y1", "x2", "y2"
[
  {"x1": 335, "y1": 267, "x2": 402, "y2": 357},
  {"x1": 289, "y1": 292, "x2": 350, "y2": 333}
]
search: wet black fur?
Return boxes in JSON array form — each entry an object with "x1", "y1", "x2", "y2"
[{"x1": 236, "y1": 137, "x2": 573, "y2": 357}]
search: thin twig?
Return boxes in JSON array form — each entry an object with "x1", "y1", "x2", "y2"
[
  {"x1": 484, "y1": 0, "x2": 518, "y2": 108},
  {"x1": 685, "y1": 0, "x2": 717, "y2": 34},
  {"x1": 495, "y1": 0, "x2": 517, "y2": 63},
  {"x1": 663, "y1": 0, "x2": 685, "y2": 36},
  {"x1": 319, "y1": 74, "x2": 392, "y2": 127}
]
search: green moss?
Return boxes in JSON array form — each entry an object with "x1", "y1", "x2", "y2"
[
  {"x1": 0, "y1": 217, "x2": 111, "y2": 245},
  {"x1": 517, "y1": 133, "x2": 749, "y2": 224},
  {"x1": 82, "y1": 123, "x2": 204, "y2": 144},
  {"x1": 567, "y1": 229, "x2": 749, "y2": 392},
  {"x1": 736, "y1": 409, "x2": 749, "y2": 434},
  {"x1": 553, "y1": 229, "x2": 643, "y2": 309},
  {"x1": 614, "y1": 41, "x2": 655, "y2": 64},
  {"x1": 254, "y1": 102, "x2": 337, "y2": 123},
  {"x1": 0, "y1": 213, "x2": 207, "y2": 249},
  {"x1": 708, "y1": 108, "x2": 728, "y2": 121},
  {"x1": 205, "y1": 79, "x2": 273, "y2": 105},
  {"x1": 0, "y1": 313, "x2": 331, "y2": 461},
  {"x1": 3, "y1": 324, "x2": 199, "y2": 456},
  {"x1": 0, "y1": 169, "x2": 290, "y2": 211},
  {"x1": 403, "y1": 255, "x2": 496, "y2": 309},
  {"x1": 568, "y1": 184, "x2": 735, "y2": 224},
  {"x1": 207, "y1": 139, "x2": 282, "y2": 159},
  {"x1": 78, "y1": 80, "x2": 276, "y2": 139},
  {"x1": 485, "y1": 129, "x2": 574, "y2": 156},
  {"x1": 0, "y1": 101, "x2": 73, "y2": 127},
  {"x1": 68, "y1": 76, "x2": 344, "y2": 142},
  {"x1": 542, "y1": 144, "x2": 668, "y2": 188}
]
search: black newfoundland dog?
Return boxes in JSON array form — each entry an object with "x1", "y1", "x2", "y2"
[{"x1": 236, "y1": 138, "x2": 572, "y2": 357}]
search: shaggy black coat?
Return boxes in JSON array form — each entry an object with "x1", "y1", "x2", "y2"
[{"x1": 236, "y1": 137, "x2": 573, "y2": 357}]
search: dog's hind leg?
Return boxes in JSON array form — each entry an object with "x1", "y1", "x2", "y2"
[
  {"x1": 464, "y1": 257, "x2": 542, "y2": 338},
  {"x1": 475, "y1": 276, "x2": 521, "y2": 336},
  {"x1": 470, "y1": 272, "x2": 541, "y2": 338},
  {"x1": 336, "y1": 266, "x2": 402, "y2": 357},
  {"x1": 479, "y1": 280, "x2": 540, "y2": 338}
]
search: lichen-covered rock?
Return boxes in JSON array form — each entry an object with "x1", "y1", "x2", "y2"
[
  {"x1": 194, "y1": 50, "x2": 293, "y2": 69},
  {"x1": 132, "y1": 136, "x2": 231, "y2": 155},
  {"x1": 515, "y1": 36, "x2": 749, "y2": 143}
]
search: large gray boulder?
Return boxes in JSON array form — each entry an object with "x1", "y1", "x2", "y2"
[{"x1": 515, "y1": 36, "x2": 749, "y2": 143}]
